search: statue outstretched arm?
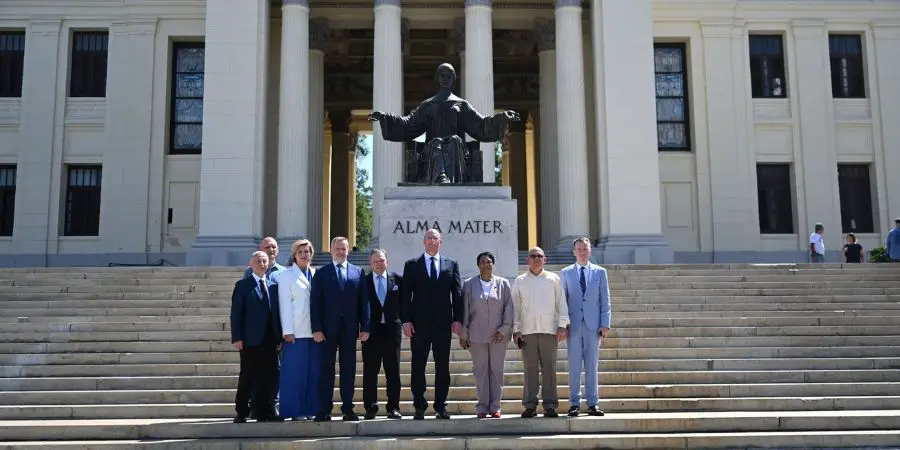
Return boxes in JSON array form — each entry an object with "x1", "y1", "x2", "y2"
[
  {"x1": 368, "y1": 107, "x2": 427, "y2": 142},
  {"x1": 462, "y1": 103, "x2": 520, "y2": 143}
]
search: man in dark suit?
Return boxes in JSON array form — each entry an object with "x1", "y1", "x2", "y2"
[
  {"x1": 230, "y1": 251, "x2": 283, "y2": 423},
  {"x1": 310, "y1": 236, "x2": 371, "y2": 421},
  {"x1": 362, "y1": 248, "x2": 403, "y2": 420},
  {"x1": 401, "y1": 228, "x2": 463, "y2": 420}
]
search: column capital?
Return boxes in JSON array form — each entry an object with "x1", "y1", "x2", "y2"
[
  {"x1": 374, "y1": 0, "x2": 401, "y2": 6},
  {"x1": 28, "y1": 20, "x2": 61, "y2": 36},
  {"x1": 310, "y1": 17, "x2": 330, "y2": 51},
  {"x1": 699, "y1": 20, "x2": 736, "y2": 38},
  {"x1": 283, "y1": 0, "x2": 310, "y2": 6},
  {"x1": 329, "y1": 110, "x2": 352, "y2": 134},
  {"x1": 465, "y1": 0, "x2": 492, "y2": 7},
  {"x1": 873, "y1": 20, "x2": 900, "y2": 39},
  {"x1": 533, "y1": 18, "x2": 555, "y2": 52},
  {"x1": 791, "y1": 19, "x2": 826, "y2": 38},
  {"x1": 555, "y1": 0, "x2": 582, "y2": 10}
]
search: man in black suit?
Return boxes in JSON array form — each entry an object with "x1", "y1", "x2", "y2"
[
  {"x1": 362, "y1": 248, "x2": 404, "y2": 420},
  {"x1": 400, "y1": 228, "x2": 464, "y2": 420},
  {"x1": 230, "y1": 251, "x2": 283, "y2": 423}
]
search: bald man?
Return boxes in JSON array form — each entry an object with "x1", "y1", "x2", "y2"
[{"x1": 243, "y1": 237, "x2": 287, "y2": 282}]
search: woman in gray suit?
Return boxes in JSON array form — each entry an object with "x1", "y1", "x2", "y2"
[{"x1": 459, "y1": 251, "x2": 514, "y2": 418}]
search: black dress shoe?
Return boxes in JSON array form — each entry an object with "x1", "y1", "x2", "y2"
[
  {"x1": 521, "y1": 408, "x2": 536, "y2": 418},
  {"x1": 387, "y1": 409, "x2": 403, "y2": 419},
  {"x1": 567, "y1": 406, "x2": 580, "y2": 417},
  {"x1": 435, "y1": 410, "x2": 451, "y2": 420},
  {"x1": 413, "y1": 407, "x2": 425, "y2": 420},
  {"x1": 313, "y1": 415, "x2": 331, "y2": 422},
  {"x1": 258, "y1": 416, "x2": 283, "y2": 422},
  {"x1": 587, "y1": 406, "x2": 605, "y2": 416},
  {"x1": 544, "y1": 408, "x2": 559, "y2": 418},
  {"x1": 343, "y1": 412, "x2": 360, "y2": 421},
  {"x1": 364, "y1": 406, "x2": 378, "y2": 420},
  {"x1": 233, "y1": 416, "x2": 247, "y2": 424}
]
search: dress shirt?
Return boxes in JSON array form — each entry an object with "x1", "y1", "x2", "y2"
[
  {"x1": 574, "y1": 262, "x2": 591, "y2": 285},
  {"x1": 423, "y1": 252, "x2": 441, "y2": 275},
  {"x1": 373, "y1": 271, "x2": 387, "y2": 323},
  {"x1": 511, "y1": 270, "x2": 569, "y2": 335},
  {"x1": 251, "y1": 272, "x2": 267, "y2": 299}
]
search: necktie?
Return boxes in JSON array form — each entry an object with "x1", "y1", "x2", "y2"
[
  {"x1": 430, "y1": 257, "x2": 437, "y2": 280},
  {"x1": 337, "y1": 263, "x2": 345, "y2": 288},
  {"x1": 377, "y1": 276, "x2": 386, "y2": 305},
  {"x1": 305, "y1": 269, "x2": 312, "y2": 282},
  {"x1": 579, "y1": 266, "x2": 586, "y2": 296},
  {"x1": 258, "y1": 278, "x2": 270, "y2": 309}
]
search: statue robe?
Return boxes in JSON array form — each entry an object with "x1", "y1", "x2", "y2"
[{"x1": 375, "y1": 93, "x2": 509, "y2": 183}]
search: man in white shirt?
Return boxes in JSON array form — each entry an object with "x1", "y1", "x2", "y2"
[
  {"x1": 809, "y1": 223, "x2": 825, "y2": 263},
  {"x1": 511, "y1": 246, "x2": 569, "y2": 418}
]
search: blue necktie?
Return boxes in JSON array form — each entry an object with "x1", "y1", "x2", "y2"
[
  {"x1": 579, "y1": 266, "x2": 586, "y2": 296},
  {"x1": 337, "y1": 263, "x2": 345, "y2": 288},
  {"x1": 377, "y1": 275, "x2": 386, "y2": 306}
]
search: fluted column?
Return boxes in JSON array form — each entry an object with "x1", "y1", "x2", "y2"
[
  {"x1": 534, "y1": 18, "x2": 559, "y2": 249},
  {"x1": 307, "y1": 18, "x2": 328, "y2": 249},
  {"x1": 329, "y1": 111, "x2": 353, "y2": 242},
  {"x1": 322, "y1": 117, "x2": 333, "y2": 250},
  {"x1": 554, "y1": 0, "x2": 590, "y2": 249},
  {"x1": 372, "y1": 0, "x2": 404, "y2": 245},
  {"x1": 454, "y1": 18, "x2": 466, "y2": 97},
  {"x1": 276, "y1": 0, "x2": 310, "y2": 241},
  {"x1": 873, "y1": 23, "x2": 900, "y2": 223},
  {"x1": 465, "y1": 0, "x2": 496, "y2": 183},
  {"x1": 188, "y1": 0, "x2": 270, "y2": 265}
]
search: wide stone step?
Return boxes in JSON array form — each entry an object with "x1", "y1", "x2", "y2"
[
  {"x1": 4, "y1": 325, "x2": 899, "y2": 343},
  {"x1": 1, "y1": 411, "x2": 899, "y2": 441},
  {"x1": 2, "y1": 430, "x2": 900, "y2": 450},
  {"x1": 5, "y1": 395, "x2": 900, "y2": 420},
  {"x1": 2, "y1": 382, "x2": 898, "y2": 408}
]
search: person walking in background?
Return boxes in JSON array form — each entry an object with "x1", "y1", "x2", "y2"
[
  {"x1": 275, "y1": 239, "x2": 319, "y2": 421},
  {"x1": 459, "y1": 251, "x2": 514, "y2": 419},
  {"x1": 843, "y1": 233, "x2": 864, "y2": 264},
  {"x1": 887, "y1": 218, "x2": 900, "y2": 262},
  {"x1": 809, "y1": 223, "x2": 826, "y2": 263},
  {"x1": 512, "y1": 246, "x2": 569, "y2": 418},
  {"x1": 561, "y1": 238, "x2": 611, "y2": 417}
]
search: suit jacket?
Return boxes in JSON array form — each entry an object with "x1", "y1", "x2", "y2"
[
  {"x1": 275, "y1": 265, "x2": 316, "y2": 338},
  {"x1": 310, "y1": 261, "x2": 371, "y2": 337},
  {"x1": 243, "y1": 262, "x2": 286, "y2": 282},
  {"x1": 364, "y1": 271, "x2": 403, "y2": 339},
  {"x1": 560, "y1": 263, "x2": 611, "y2": 334},
  {"x1": 230, "y1": 275, "x2": 282, "y2": 347},
  {"x1": 460, "y1": 275, "x2": 514, "y2": 344},
  {"x1": 400, "y1": 254, "x2": 463, "y2": 329}
]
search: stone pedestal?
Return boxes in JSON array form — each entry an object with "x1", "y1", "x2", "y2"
[{"x1": 378, "y1": 186, "x2": 518, "y2": 280}]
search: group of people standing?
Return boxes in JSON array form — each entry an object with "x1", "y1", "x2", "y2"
[{"x1": 229, "y1": 229, "x2": 612, "y2": 422}]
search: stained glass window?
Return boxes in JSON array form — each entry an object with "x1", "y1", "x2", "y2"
[
  {"x1": 749, "y1": 35, "x2": 786, "y2": 98},
  {"x1": 829, "y1": 34, "x2": 866, "y2": 99},
  {"x1": 170, "y1": 43, "x2": 205, "y2": 154},
  {"x1": 654, "y1": 43, "x2": 690, "y2": 151}
]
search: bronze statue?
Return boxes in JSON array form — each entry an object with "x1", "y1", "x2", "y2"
[{"x1": 369, "y1": 63, "x2": 520, "y2": 184}]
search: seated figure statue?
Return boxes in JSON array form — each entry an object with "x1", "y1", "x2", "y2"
[{"x1": 369, "y1": 63, "x2": 520, "y2": 184}]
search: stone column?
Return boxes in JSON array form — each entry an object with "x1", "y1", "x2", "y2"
[
  {"x1": 104, "y1": 20, "x2": 159, "y2": 260},
  {"x1": 465, "y1": 0, "x2": 496, "y2": 183},
  {"x1": 525, "y1": 114, "x2": 538, "y2": 248},
  {"x1": 14, "y1": 21, "x2": 61, "y2": 263},
  {"x1": 372, "y1": 0, "x2": 404, "y2": 245},
  {"x1": 329, "y1": 111, "x2": 353, "y2": 241},
  {"x1": 322, "y1": 116, "x2": 333, "y2": 249},
  {"x1": 700, "y1": 20, "x2": 758, "y2": 258},
  {"x1": 188, "y1": 0, "x2": 270, "y2": 265},
  {"x1": 534, "y1": 18, "x2": 559, "y2": 249},
  {"x1": 276, "y1": 0, "x2": 310, "y2": 243},
  {"x1": 348, "y1": 131, "x2": 359, "y2": 247},
  {"x1": 554, "y1": 0, "x2": 590, "y2": 249},
  {"x1": 872, "y1": 23, "x2": 900, "y2": 230},
  {"x1": 307, "y1": 18, "x2": 328, "y2": 249},
  {"x1": 592, "y1": 0, "x2": 671, "y2": 263},
  {"x1": 791, "y1": 20, "x2": 840, "y2": 251},
  {"x1": 454, "y1": 19, "x2": 466, "y2": 96}
]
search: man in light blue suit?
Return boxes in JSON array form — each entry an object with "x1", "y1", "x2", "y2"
[{"x1": 560, "y1": 237, "x2": 611, "y2": 417}]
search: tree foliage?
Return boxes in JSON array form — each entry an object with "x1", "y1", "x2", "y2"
[{"x1": 355, "y1": 137, "x2": 373, "y2": 249}]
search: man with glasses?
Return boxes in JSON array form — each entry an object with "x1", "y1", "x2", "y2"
[{"x1": 511, "y1": 247, "x2": 569, "y2": 418}]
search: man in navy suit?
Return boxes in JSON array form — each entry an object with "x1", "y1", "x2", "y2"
[
  {"x1": 362, "y1": 248, "x2": 403, "y2": 420},
  {"x1": 230, "y1": 251, "x2": 283, "y2": 423},
  {"x1": 310, "y1": 236, "x2": 371, "y2": 421},
  {"x1": 401, "y1": 228, "x2": 463, "y2": 420}
]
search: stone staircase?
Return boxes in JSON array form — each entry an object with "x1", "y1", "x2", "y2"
[{"x1": 0, "y1": 263, "x2": 899, "y2": 449}]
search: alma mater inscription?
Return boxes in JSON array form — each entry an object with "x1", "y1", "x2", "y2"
[{"x1": 393, "y1": 219, "x2": 504, "y2": 234}]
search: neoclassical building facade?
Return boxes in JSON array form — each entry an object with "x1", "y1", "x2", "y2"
[{"x1": 0, "y1": 0, "x2": 898, "y2": 266}]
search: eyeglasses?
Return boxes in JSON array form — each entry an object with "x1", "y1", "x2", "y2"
[{"x1": 528, "y1": 254, "x2": 544, "y2": 259}]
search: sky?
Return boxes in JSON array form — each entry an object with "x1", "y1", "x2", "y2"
[{"x1": 360, "y1": 134, "x2": 373, "y2": 189}]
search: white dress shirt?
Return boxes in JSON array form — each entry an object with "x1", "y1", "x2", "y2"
[{"x1": 423, "y1": 252, "x2": 441, "y2": 275}]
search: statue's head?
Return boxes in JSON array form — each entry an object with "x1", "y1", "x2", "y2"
[{"x1": 436, "y1": 63, "x2": 456, "y2": 89}]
